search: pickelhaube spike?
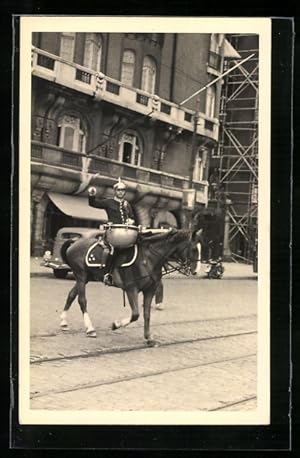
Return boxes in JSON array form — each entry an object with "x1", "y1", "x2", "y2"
[{"x1": 113, "y1": 177, "x2": 127, "y2": 190}]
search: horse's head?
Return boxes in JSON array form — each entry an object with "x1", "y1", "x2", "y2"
[
  {"x1": 140, "y1": 229, "x2": 201, "y2": 276},
  {"x1": 168, "y1": 230, "x2": 201, "y2": 275}
]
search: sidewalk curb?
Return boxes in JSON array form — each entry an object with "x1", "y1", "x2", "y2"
[
  {"x1": 30, "y1": 258, "x2": 257, "y2": 281},
  {"x1": 30, "y1": 271, "x2": 257, "y2": 281}
]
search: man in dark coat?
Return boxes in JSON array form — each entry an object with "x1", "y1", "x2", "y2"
[
  {"x1": 193, "y1": 208, "x2": 223, "y2": 263},
  {"x1": 88, "y1": 178, "x2": 136, "y2": 285},
  {"x1": 88, "y1": 179, "x2": 135, "y2": 225}
]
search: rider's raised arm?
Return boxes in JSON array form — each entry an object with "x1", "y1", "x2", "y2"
[
  {"x1": 88, "y1": 194, "x2": 109, "y2": 209},
  {"x1": 88, "y1": 187, "x2": 109, "y2": 209}
]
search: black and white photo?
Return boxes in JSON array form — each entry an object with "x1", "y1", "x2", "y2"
[{"x1": 18, "y1": 16, "x2": 272, "y2": 426}]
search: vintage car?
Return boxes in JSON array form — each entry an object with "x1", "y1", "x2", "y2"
[{"x1": 43, "y1": 226, "x2": 104, "y2": 278}]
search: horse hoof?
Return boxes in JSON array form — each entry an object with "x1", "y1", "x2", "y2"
[
  {"x1": 86, "y1": 330, "x2": 97, "y2": 338},
  {"x1": 61, "y1": 325, "x2": 69, "y2": 331},
  {"x1": 111, "y1": 321, "x2": 119, "y2": 331}
]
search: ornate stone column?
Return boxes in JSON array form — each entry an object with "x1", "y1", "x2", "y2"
[{"x1": 31, "y1": 190, "x2": 47, "y2": 256}]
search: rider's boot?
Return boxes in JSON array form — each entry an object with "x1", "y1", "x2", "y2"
[
  {"x1": 99, "y1": 242, "x2": 113, "y2": 286},
  {"x1": 103, "y1": 272, "x2": 113, "y2": 286},
  {"x1": 103, "y1": 254, "x2": 114, "y2": 286}
]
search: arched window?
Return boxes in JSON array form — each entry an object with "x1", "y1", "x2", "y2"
[
  {"x1": 59, "y1": 32, "x2": 75, "y2": 61},
  {"x1": 121, "y1": 50, "x2": 135, "y2": 86},
  {"x1": 206, "y1": 85, "x2": 216, "y2": 118},
  {"x1": 118, "y1": 131, "x2": 142, "y2": 166},
  {"x1": 141, "y1": 55, "x2": 156, "y2": 94},
  {"x1": 84, "y1": 33, "x2": 102, "y2": 71},
  {"x1": 57, "y1": 115, "x2": 86, "y2": 153}
]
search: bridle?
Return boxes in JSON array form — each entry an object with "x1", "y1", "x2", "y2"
[{"x1": 148, "y1": 234, "x2": 199, "y2": 277}]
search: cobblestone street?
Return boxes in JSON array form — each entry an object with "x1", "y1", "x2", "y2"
[
  {"x1": 31, "y1": 334, "x2": 257, "y2": 411},
  {"x1": 22, "y1": 258, "x2": 261, "y2": 418}
]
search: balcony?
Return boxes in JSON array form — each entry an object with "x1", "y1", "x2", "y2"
[
  {"x1": 31, "y1": 141, "x2": 208, "y2": 205},
  {"x1": 31, "y1": 46, "x2": 219, "y2": 142}
]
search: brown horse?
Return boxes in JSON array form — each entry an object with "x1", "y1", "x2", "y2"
[{"x1": 59, "y1": 229, "x2": 199, "y2": 346}]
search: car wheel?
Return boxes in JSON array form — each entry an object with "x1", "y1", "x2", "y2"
[{"x1": 53, "y1": 269, "x2": 69, "y2": 279}]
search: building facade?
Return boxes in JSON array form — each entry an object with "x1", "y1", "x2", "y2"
[{"x1": 31, "y1": 32, "x2": 236, "y2": 255}]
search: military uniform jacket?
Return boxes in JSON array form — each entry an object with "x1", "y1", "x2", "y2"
[{"x1": 89, "y1": 195, "x2": 135, "y2": 224}]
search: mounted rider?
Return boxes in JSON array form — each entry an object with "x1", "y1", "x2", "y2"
[{"x1": 88, "y1": 178, "x2": 136, "y2": 285}]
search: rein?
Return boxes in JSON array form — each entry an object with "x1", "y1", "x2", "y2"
[
  {"x1": 147, "y1": 237, "x2": 194, "y2": 277},
  {"x1": 161, "y1": 260, "x2": 191, "y2": 277}
]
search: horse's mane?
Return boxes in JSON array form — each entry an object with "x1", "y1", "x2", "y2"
[{"x1": 139, "y1": 229, "x2": 190, "y2": 246}]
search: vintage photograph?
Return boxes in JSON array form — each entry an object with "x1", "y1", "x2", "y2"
[{"x1": 18, "y1": 17, "x2": 271, "y2": 425}]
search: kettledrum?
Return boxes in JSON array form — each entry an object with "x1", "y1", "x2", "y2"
[{"x1": 104, "y1": 223, "x2": 140, "y2": 249}]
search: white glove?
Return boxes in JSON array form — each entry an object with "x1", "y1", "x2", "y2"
[
  {"x1": 88, "y1": 186, "x2": 97, "y2": 196},
  {"x1": 126, "y1": 218, "x2": 135, "y2": 225}
]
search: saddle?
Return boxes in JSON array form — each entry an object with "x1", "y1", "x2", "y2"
[
  {"x1": 85, "y1": 238, "x2": 138, "y2": 268},
  {"x1": 85, "y1": 239, "x2": 108, "y2": 268}
]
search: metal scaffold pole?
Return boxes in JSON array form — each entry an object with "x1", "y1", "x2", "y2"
[
  {"x1": 179, "y1": 51, "x2": 255, "y2": 229},
  {"x1": 217, "y1": 34, "x2": 259, "y2": 263}
]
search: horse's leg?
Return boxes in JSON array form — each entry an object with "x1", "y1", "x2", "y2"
[
  {"x1": 154, "y1": 280, "x2": 164, "y2": 310},
  {"x1": 143, "y1": 285, "x2": 158, "y2": 346},
  {"x1": 77, "y1": 277, "x2": 96, "y2": 338},
  {"x1": 111, "y1": 288, "x2": 139, "y2": 330},
  {"x1": 60, "y1": 284, "x2": 77, "y2": 331}
]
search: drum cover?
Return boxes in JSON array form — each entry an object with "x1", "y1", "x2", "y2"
[{"x1": 105, "y1": 224, "x2": 139, "y2": 248}]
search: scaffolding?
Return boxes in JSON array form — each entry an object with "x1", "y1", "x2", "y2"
[{"x1": 218, "y1": 34, "x2": 259, "y2": 263}]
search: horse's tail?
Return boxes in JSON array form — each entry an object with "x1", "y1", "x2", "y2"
[{"x1": 61, "y1": 239, "x2": 76, "y2": 265}]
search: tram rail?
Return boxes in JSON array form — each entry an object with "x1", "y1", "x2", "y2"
[
  {"x1": 30, "y1": 351, "x2": 256, "y2": 402},
  {"x1": 30, "y1": 313, "x2": 257, "y2": 364}
]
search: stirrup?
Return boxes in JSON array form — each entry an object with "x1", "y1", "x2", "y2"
[{"x1": 103, "y1": 273, "x2": 113, "y2": 286}]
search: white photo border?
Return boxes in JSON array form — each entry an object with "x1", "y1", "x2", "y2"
[{"x1": 19, "y1": 16, "x2": 271, "y2": 426}]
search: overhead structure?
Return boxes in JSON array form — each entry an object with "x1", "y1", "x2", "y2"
[{"x1": 218, "y1": 34, "x2": 259, "y2": 263}]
